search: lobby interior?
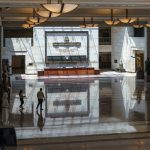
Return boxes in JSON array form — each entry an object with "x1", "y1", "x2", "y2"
[{"x1": 1, "y1": 0, "x2": 150, "y2": 150}]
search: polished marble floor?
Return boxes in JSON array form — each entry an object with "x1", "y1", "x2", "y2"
[
  {"x1": 3, "y1": 138, "x2": 150, "y2": 150},
  {"x1": 1, "y1": 71, "x2": 150, "y2": 149}
]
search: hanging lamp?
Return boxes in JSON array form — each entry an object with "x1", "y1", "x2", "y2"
[
  {"x1": 79, "y1": 17, "x2": 86, "y2": 28},
  {"x1": 42, "y1": 0, "x2": 79, "y2": 14},
  {"x1": 119, "y1": 9, "x2": 136, "y2": 24},
  {"x1": 35, "y1": 8, "x2": 61, "y2": 18},
  {"x1": 22, "y1": 24, "x2": 34, "y2": 29},
  {"x1": 27, "y1": 8, "x2": 47, "y2": 25},
  {"x1": 105, "y1": 9, "x2": 120, "y2": 25},
  {"x1": 133, "y1": 18, "x2": 144, "y2": 28},
  {"x1": 86, "y1": 17, "x2": 99, "y2": 27},
  {"x1": 145, "y1": 21, "x2": 150, "y2": 27}
]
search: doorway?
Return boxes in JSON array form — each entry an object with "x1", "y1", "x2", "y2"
[
  {"x1": 12, "y1": 55, "x2": 25, "y2": 74},
  {"x1": 99, "y1": 52, "x2": 111, "y2": 69},
  {"x1": 135, "y1": 51, "x2": 144, "y2": 72}
]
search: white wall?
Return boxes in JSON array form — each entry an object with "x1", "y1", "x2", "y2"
[
  {"x1": 3, "y1": 27, "x2": 99, "y2": 74},
  {"x1": 99, "y1": 45, "x2": 112, "y2": 53},
  {"x1": 3, "y1": 26, "x2": 147, "y2": 73},
  {"x1": 111, "y1": 27, "x2": 147, "y2": 72}
]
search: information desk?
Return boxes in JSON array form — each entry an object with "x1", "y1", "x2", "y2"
[{"x1": 38, "y1": 67, "x2": 99, "y2": 76}]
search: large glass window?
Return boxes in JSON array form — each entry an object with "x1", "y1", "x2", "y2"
[
  {"x1": 99, "y1": 28, "x2": 111, "y2": 45},
  {"x1": 134, "y1": 27, "x2": 145, "y2": 37}
]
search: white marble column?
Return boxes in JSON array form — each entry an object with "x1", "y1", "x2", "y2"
[
  {"x1": 0, "y1": 19, "x2": 3, "y2": 123},
  {"x1": 0, "y1": 21, "x2": 2, "y2": 85}
]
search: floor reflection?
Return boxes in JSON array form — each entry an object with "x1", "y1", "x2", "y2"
[
  {"x1": 45, "y1": 79, "x2": 91, "y2": 118},
  {"x1": 36, "y1": 110, "x2": 45, "y2": 131},
  {"x1": 3, "y1": 73, "x2": 150, "y2": 139}
]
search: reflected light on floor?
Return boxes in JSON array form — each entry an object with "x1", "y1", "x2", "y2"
[
  {"x1": 136, "y1": 140, "x2": 144, "y2": 150},
  {"x1": 23, "y1": 147, "x2": 33, "y2": 150}
]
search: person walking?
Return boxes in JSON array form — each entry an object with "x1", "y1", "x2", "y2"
[
  {"x1": 19, "y1": 90, "x2": 25, "y2": 109},
  {"x1": 36, "y1": 88, "x2": 45, "y2": 110}
]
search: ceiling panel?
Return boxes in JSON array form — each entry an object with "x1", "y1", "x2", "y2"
[{"x1": 0, "y1": 0, "x2": 150, "y2": 28}]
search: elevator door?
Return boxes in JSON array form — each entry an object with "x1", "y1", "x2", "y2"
[{"x1": 12, "y1": 55, "x2": 25, "y2": 74}]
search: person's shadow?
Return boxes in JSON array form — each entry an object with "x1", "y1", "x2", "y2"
[{"x1": 36, "y1": 110, "x2": 45, "y2": 131}]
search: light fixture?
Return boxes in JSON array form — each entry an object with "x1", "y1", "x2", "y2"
[
  {"x1": 119, "y1": 9, "x2": 136, "y2": 23},
  {"x1": 145, "y1": 21, "x2": 150, "y2": 27},
  {"x1": 79, "y1": 17, "x2": 86, "y2": 28},
  {"x1": 35, "y1": 8, "x2": 61, "y2": 18},
  {"x1": 133, "y1": 18, "x2": 144, "y2": 28},
  {"x1": 145, "y1": 24, "x2": 150, "y2": 27},
  {"x1": 22, "y1": 24, "x2": 34, "y2": 29},
  {"x1": 26, "y1": 20, "x2": 36, "y2": 25},
  {"x1": 22, "y1": 8, "x2": 48, "y2": 28},
  {"x1": 86, "y1": 17, "x2": 99, "y2": 27},
  {"x1": 105, "y1": 9, "x2": 120, "y2": 25},
  {"x1": 27, "y1": 17, "x2": 47, "y2": 24},
  {"x1": 27, "y1": 8, "x2": 48, "y2": 24},
  {"x1": 79, "y1": 17, "x2": 99, "y2": 28},
  {"x1": 41, "y1": 0, "x2": 79, "y2": 14}
]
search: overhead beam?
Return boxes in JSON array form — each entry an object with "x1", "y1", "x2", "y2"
[
  {"x1": 0, "y1": 0, "x2": 46, "y2": 7},
  {"x1": 1, "y1": 8, "x2": 150, "y2": 18},
  {"x1": 0, "y1": 0, "x2": 150, "y2": 8},
  {"x1": 2, "y1": 19, "x2": 148, "y2": 28}
]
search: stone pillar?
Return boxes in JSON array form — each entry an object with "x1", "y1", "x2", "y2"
[
  {"x1": 147, "y1": 28, "x2": 150, "y2": 58},
  {"x1": 0, "y1": 27, "x2": 2, "y2": 85},
  {"x1": 0, "y1": 21, "x2": 3, "y2": 124},
  {"x1": 145, "y1": 28, "x2": 150, "y2": 119},
  {"x1": 146, "y1": 28, "x2": 150, "y2": 81},
  {"x1": 145, "y1": 28, "x2": 150, "y2": 120}
]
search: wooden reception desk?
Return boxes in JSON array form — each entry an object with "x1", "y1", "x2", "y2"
[{"x1": 38, "y1": 67, "x2": 100, "y2": 76}]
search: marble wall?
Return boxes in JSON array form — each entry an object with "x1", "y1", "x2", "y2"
[
  {"x1": 2, "y1": 27, "x2": 99, "y2": 74},
  {"x1": 111, "y1": 27, "x2": 147, "y2": 72},
  {"x1": 99, "y1": 45, "x2": 112, "y2": 53},
  {"x1": 2, "y1": 26, "x2": 147, "y2": 73}
]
